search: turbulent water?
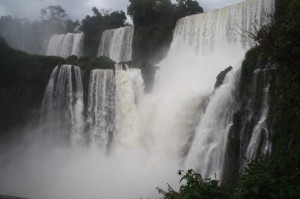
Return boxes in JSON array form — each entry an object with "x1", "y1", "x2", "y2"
[
  {"x1": 87, "y1": 69, "x2": 115, "y2": 147},
  {"x1": 97, "y1": 26, "x2": 134, "y2": 63},
  {"x1": 46, "y1": 32, "x2": 84, "y2": 58},
  {"x1": 0, "y1": 0, "x2": 275, "y2": 198},
  {"x1": 40, "y1": 65, "x2": 84, "y2": 142},
  {"x1": 145, "y1": 0, "x2": 275, "y2": 178},
  {"x1": 84, "y1": 64, "x2": 144, "y2": 152}
]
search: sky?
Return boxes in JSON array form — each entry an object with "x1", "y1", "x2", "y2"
[{"x1": 0, "y1": 0, "x2": 245, "y2": 21}]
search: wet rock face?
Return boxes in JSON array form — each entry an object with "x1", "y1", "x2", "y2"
[
  {"x1": 214, "y1": 66, "x2": 233, "y2": 89},
  {"x1": 221, "y1": 49, "x2": 277, "y2": 186}
]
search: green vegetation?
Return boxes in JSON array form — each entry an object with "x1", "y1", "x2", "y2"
[
  {"x1": 268, "y1": 2, "x2": 300, "y2": 197},
  {"x1": 77, "y1": 56, "x2": 115, "y2": 109},
  {"x1": 0, "y1": 0, "x2": 299, "y2": 195},
  {"x1": 157, "y1": 0, "x2": 300, "y2": 198},
  {"x1": 240, "y1": 0, "x2": 300, "y2": 173},
  {"x1": 235, "y1": 157, "x2": 300, "y2": 199},
  {"x1": 80, "y1": 8, "x2": 127, "y2": 57},
  {"x1": 0, "y1": 37, "x2": 65, "y2": 134},
  {"x1": 0, "y1": 5, "x2": 79, "y2": 54},
  {"x1": 128, "y1": 0, "x2": 203, "y2": 65},
  {"x1": 159, "y1": 157, "x2": 300, "y2": 199},
  {"x1": 157, "y1": 170, "x2": 232, "y2": 199},
  {"x1": 0, "y1": 36, "x2": 117, "y2": 135}
]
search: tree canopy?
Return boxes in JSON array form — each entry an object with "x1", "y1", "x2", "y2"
[
  {"x1": 127, "y1": 0, "x2": 203, "y2": 64},
  {"x1": 0, "y1": 5, "x2": 79, "y2": 55},
  {"x1": 80, "y1": 8, "x2": 127, "y2": 56}
]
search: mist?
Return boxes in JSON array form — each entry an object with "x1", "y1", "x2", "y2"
[
  {"x1": 0, "y1": 0, "x2": 275, "y2": 198},
  {"x1": 0, "y1": 125, "x2": 180, "y2": 199}
]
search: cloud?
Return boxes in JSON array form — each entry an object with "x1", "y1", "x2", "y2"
[
  {"x1": 0, "y1": 0, "x2": 244, "y2": 20},
  {"x1": 0, "y1": 0, "x2": 129, "y2": 20},
  {"x1": 198, "y1": 0, "x2": 244, "y2": 11}
]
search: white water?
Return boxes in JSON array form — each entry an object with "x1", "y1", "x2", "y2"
[
  {"x1": 0, "y1": 0, "x2": 275, "y2": 198},
  {"x1": 87, "y1": 69, "x2": 115, "y2": 147},
  {"x1": 97, "y1": 26, "x2": 134, "y2": 63},
  {"x1": 245, "y1": 65, "x2": 273, "y2": 160},
  {"x1": 40, "y1": 65, "x2": 84, "y2": 142},
  {"x1": 46, "y1": 32, "x2": 84, "y2": 58},
  {"x1": 114, "y1": 64, "x2": 143, "y2": 150},
  {"x1": 138, "y1": 0, "x2": 275, "y2": 179}
]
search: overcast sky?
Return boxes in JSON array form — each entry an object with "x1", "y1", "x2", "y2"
[{"x1": 0, "y1": 0, "x2": 244, "y2": 21}]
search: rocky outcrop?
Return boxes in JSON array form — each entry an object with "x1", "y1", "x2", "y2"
[
  {"x1": 222, "y1": 49, "x2": 277, "y2": 186},
  {"x1": 214, "y1": 66, "x2": 233, "y2": 89}
]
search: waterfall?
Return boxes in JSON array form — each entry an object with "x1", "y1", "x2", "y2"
[
  {"x1": 71, "y1": 32, "x2": 85, "y2": 56},
  {"x1": 87, "y1": 69, "x2": 115, "y2": 147},
  {"x1": 60, "y1": 33, "x2": 74, "y2": 58},
  {"x1": 46, "y1": 33, "x2": 84, "y2": 58},
  {"x1": 137, "y1": 0, "x2": 275, "y2": 179},
  {"x1": 114, "y1": 64, "x2": 142, "y2": 150},
  {"x1": 97, "y1": 26, "x2": 134, "y2": 63},
  {"x1": 245, "y1": 63, "x2": 273, "y2": 161},
  {"x1": 0, "y1": 1, "x2": 277, "y2": 198},
  {"x1": 171, "y1": 0, "x2": 274, "y2": 54},
  {"x1": 126, "y1": 68, "x2": 144, "y2": 104},
  {"x1": 85, "y1": 64, "x2": 144, "y2": 151},
  {"x1": 39, "y1": 0, "x2": 275, "y2": 191},
  {"x1": 183, "y1": 0, "x2": 274, "y2": 178},
  {"x1": 41, "y1": 65, "x2": 84, "y2": 142}
]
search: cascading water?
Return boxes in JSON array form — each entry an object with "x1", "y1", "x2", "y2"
[
  {"x1": 71, "y1": 32, "x2": 85, "y2": 56},
  {"x1": 245, "y1": 63, "x2": 273, "y2": 161},
  {"x1": 40, "y1": 65, "x2": 84, "y2": 143},
  {"x1": 0, "y1": 0, "x2": 276, "y2": 198},
  {"x1": 114, "y1": 64, "x2": 143, "y2": 150},
  {"x1": 85, "y1": 64, "x2": 144, "y2": 151},
  {"x1": 138, "y1": 0, "x2": 275, "y2": 179},
  {"x1": 46, "y1": 32, "x2": 84, "y2": 58},
  {"x1": 60, "y1": 33, "x2": 74, "y2": 58},
  {"x1": 125, "y1": 67, "x2": 144, "y2": 105},
  {"x1": 87, "y1": 69, "x2": 115, "y2": 147},
  {"x1": 97, "y1": 26, "x2": 134, "y2": 63}
]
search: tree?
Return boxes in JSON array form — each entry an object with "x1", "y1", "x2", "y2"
[
  {"x1": 40, "y1": 5, "x2": 68, "y2": 21},
  {"x1": 157, "y1": 170, "x2": 232, "y2": 199},
  {"x1": 0, "y1": 5, "x2": 79, "y2": 55},
  {"x1": 80, "y1": 8, "x2": 127, "y2": 57},
  {"x1": 127, "y1": 0, "x2": 158, "y2": 27},
  {"x1": 127, "y1": 0, "x2": 203, "y2": 64},
  {"x1": 176, "y1": 0, "x2": 203, "y2": 18}
]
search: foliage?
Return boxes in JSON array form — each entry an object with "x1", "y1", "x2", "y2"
[
  {"x1": 157, "y1": 169, "x2": 232, "y2": 199},
  {"x1": 77, "y1": 55, "x2": 115, "y2": 116},
  {"x1": 0, "y1": 5, "x2": 79, "y2": 55},
  {"x1": 40, "y1": 5, "x2": 68, "y2": 20},
  {"x1": 0, "y1": 37, "x2": 65, "y2": 134},
  {"x1": 0, "y1": 35, "x2": 116, "y2": 135},
  {"x1": 158, "y1": 155, "x2": 300, "y2": 199},
  {"x1": 65, "y1": 55, "x2": 79, "y2": 65},
  {"x1": 80, "y1": 8, "x2": 127, "y2": 57},
  {"x1": 74, "y1": 55, "x2": 115, "y2": 91},
  {"x1": 254, "y1": 0, "x2": 300, "y2": 164},
  {"x1": 79, "y1": 56, "x2": 115, "y2": 73},
  {"x1": 127, "y1": 0, "x2": 203, "y2": 65},
  {"x1": 157, "y1": 0, "x2": 300, "y2": 198},
  {"x1": 234, "y1": 156, "x2": 300, "y2": 199},
  {"x1": 176, "y1": 0, "x2": 203, "y2": 18}
]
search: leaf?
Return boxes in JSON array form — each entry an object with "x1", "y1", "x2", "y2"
[{"x1": 251, "y1": 185, "x2": 259, "y2": 194}]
